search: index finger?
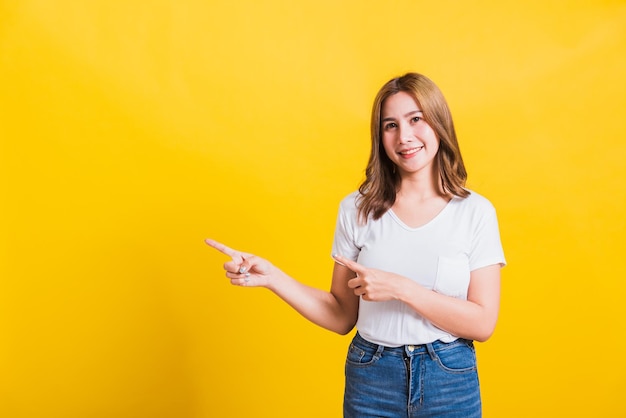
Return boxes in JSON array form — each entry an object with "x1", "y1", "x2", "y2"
[
  {"x1": 205, "y1": 239, "x2": 240, "y2": 258},
  {"x1": 332, "y1": 254, "x2": 364, "y2": 273}
]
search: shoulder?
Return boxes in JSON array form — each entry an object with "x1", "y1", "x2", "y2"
[
  {"x1": 455, "y1": 189, "x2": 496, "y2": 211},
  {"x1": 338, "y1": 191, "x2": 361, "y2": 213},
  {"x1": 335, "y1": 191, "x2": 367, "y2": 230},
  {"x1": 450, "y1": 190, "x2": 499, "y2": 221}
]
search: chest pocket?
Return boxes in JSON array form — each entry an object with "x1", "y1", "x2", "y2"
[{"x1": 434, "y1": 255, "x2": 471, "y2": 299}]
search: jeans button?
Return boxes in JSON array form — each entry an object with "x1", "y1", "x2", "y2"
[{"x1": 408, "y1": 345, "x2": 415, "y2": 352}]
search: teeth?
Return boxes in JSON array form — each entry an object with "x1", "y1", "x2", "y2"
[{"x1": 400, "y1": 147, "x2": 423, "y2": 155}]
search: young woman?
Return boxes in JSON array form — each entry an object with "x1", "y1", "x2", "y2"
[{"x1": 206, "y1": 72, "x2": 506, "y2": 417}]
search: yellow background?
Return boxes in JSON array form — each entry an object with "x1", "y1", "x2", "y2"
[{"x1": 1, "y1": 1, "x2": 625, "y2": 417}]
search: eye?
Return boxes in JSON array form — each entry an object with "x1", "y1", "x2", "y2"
[
  {"x1": 411, "y1": 116, "x2": 422, "y2": 123},
  {"x1": 384, "y1": 122, "x2": 397, "y2": 130}
]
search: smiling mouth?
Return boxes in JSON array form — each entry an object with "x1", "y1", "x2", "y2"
[{"x1": 399, "y1": 146, "x2": 424, "y2": 156}]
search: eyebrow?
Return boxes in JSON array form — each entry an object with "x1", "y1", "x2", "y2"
[{"x1": 381, "y1": 110, "x2": 423, "y2": 122}]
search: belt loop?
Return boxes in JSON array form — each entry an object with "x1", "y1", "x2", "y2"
[
  {"x1": 425, "y1": 342, "x2": 437, "y2": 361},
  {"x1": 374, "y1": 344, "x2": 385, "y2": 360}
]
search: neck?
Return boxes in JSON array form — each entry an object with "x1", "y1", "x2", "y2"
[{"x1": 397, "y1": 169, "x2": 446, "y2": 201}]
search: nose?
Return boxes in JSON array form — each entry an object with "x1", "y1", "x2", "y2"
[{"x1": 399, "y1": 121, "x2": 413, "y2": 143}]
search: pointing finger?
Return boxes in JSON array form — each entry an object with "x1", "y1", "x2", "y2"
[
  {"x1": 332, "y1": 254, "x2": 365, "y2": 274},
  {"x1": 205, "y1": 238, "x2": 254, "y2": 260},
  {"x1": 205, "y1": 239, "x2": 239, "y2": 257}
]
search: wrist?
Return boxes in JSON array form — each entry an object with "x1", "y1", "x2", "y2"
[
  {"x1": 395, "y1": 276, "x2": 420, "y2": 303},
  {"x1": 263, "y1": 264, "x2": 281, "y2": 291}
]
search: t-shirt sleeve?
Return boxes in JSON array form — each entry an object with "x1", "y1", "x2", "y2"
[
  {"x1": 469, "y1": 204, "x2": 506, "y2": 271},
  {"x1": 331, "y1": 197, "x2": 361, "y2": 262}
]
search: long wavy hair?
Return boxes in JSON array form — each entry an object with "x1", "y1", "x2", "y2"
[{"x1": 357, "y1": 73, "x2": 469, "y2": 224}]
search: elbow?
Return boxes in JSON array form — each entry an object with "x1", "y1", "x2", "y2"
[
  {"x1": 335, "y1": 328, "x2": 352, "y2": 336},
  {"x1": 469, "y1": 306, "x2": 499, "y2": 342},
  {"x1": 473, "y1": 331, "x2": 493, "y2": 343},
  {"x1": 473, "y1": 322, "x2": 497, "y2": 343},
  {"x1": 333, "y1": 319, "x2": 357, "y2": 336},
  {"x1": 334, "y1": 323, "x2": 356, "y2": 336}
]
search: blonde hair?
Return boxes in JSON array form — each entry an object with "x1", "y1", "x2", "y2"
[{"x1": 357, "y1": 73, "x2": 469, "y2": 223}]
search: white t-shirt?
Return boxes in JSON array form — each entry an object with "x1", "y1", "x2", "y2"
[{"x1": 331, "y1": 190, "x2": 506, "y2": 347}]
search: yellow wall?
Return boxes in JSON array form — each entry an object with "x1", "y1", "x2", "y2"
[{"x1": 1, "y1": 1, "x2": 625, "y2": 417}]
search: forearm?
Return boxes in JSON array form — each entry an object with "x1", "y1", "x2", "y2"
[
  {"x1": 397, "y1": 278, "x2": 499, "y2": 342},
  {"x1": 266, "y1": 267, "x2": 357, "y2": 335}
]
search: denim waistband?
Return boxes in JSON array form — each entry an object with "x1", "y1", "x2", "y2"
[{"x1": 353, "y1": 332, "x2": 472, "y2": 356}]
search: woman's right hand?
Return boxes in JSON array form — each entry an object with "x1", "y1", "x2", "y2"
[{"x1": 205, "y1": 239, "x2": 273, "y2": 287}]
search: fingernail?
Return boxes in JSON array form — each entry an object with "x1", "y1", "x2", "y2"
[
  {"x1": 245, "y1": 272, "x2": 250, "y2": 277},
  {"x1": 239, "y1": 266, "x2": 247, "y2": 274}
]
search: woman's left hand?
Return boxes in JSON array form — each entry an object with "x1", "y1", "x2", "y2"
[{"x1": 332, "y1": 254, "x2": 410, "y2": 302}]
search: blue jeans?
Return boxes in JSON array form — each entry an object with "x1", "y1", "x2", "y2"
[{"x1": 344, "y1": 332, "x2": 481, "y2": 417}]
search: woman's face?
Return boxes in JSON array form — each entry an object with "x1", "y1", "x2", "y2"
[{"x1": 381, "y1": 91, "x2": 440, "y2": 178}]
